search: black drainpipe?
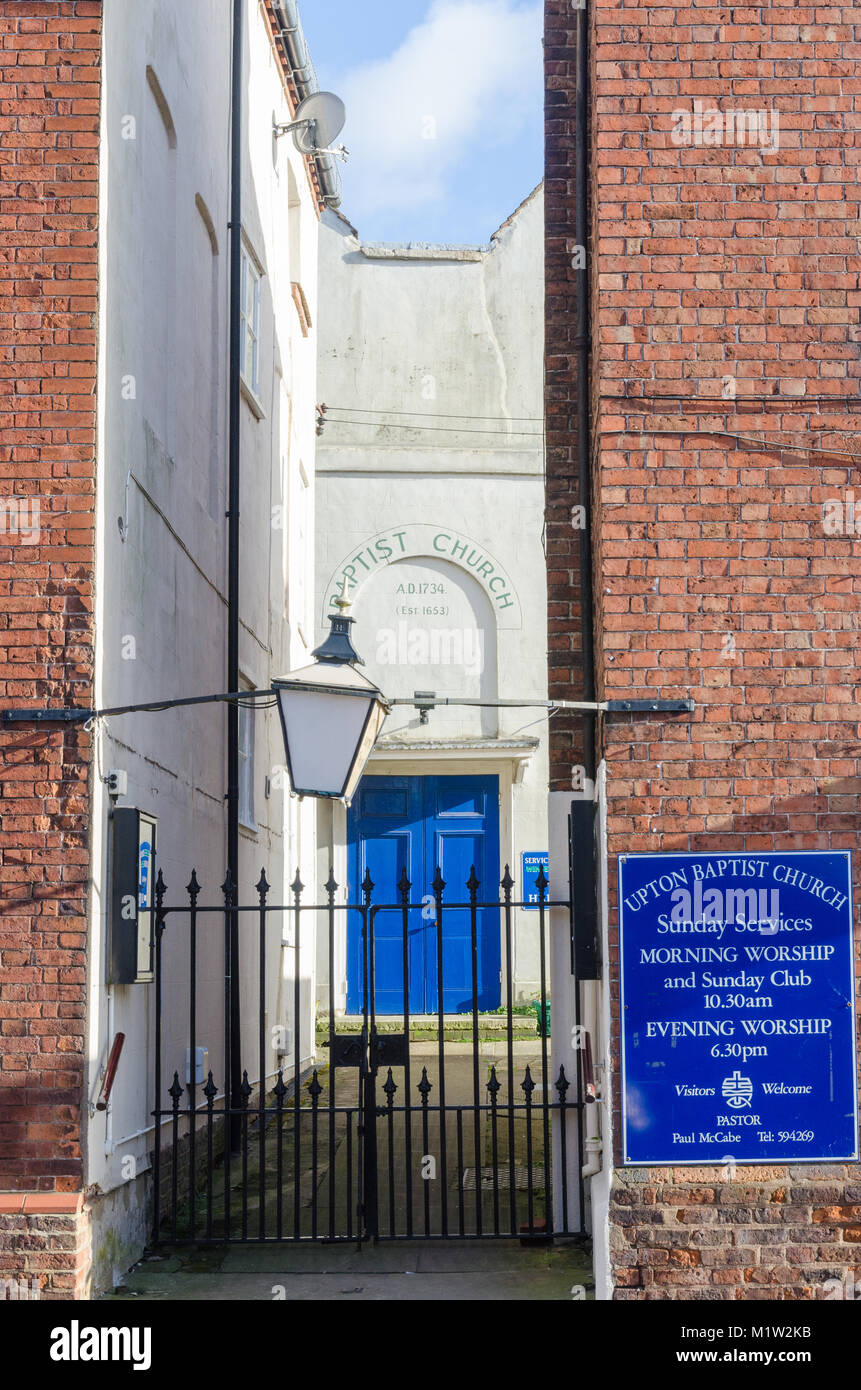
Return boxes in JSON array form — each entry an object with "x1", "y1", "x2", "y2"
[
  {"x1": 574, "y1": 0, "x2": 595, "y2": 780},
  {"x1": 226, "y1": 0, "x2": 244, "y2": 1139},
  {"x1": 571, "y1": 1, "x2": 596, "y2": 1225}
]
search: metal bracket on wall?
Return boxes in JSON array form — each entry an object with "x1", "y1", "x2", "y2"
[
  {"x1": 390, "y1": 695, "x2": 695, "y2": 715},
  {"x1": 604, "y1": 699, "x2": 694, "y2": 714}
]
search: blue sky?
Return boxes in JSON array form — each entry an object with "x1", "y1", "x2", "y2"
[{"x1": 299, "y1": 0, "x2": 543, "y2": 245}]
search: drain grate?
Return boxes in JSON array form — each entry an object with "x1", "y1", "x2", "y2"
[{"x1": 461, "y1": 1165, "x2": 545, "y2": 1191}]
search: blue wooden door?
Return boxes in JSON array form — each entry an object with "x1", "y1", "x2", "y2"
[{"x1": 346, "y1": 775, "x2": 501, "y2": 1015}]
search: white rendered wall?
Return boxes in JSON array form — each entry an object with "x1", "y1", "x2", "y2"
[
  {"x1": 314, "y1": 188, "x2": 548, "y2": 1004},
  {"x1": 87, "y1": 0, "x2": 319, "y2": 1226}
]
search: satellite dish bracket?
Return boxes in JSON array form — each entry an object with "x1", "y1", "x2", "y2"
[
  {"x1": 315, "y1": 145, "x2": 350, "y2": 163},
  {"x1": 272, "y1": 91, "x2": 346, "y2": 157},
  {"x1": 273, "y1": 117, "x2": 315, "y2": 141}
]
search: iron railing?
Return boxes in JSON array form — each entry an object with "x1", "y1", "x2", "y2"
[{"x1": 151, "y1": 865, "x2": 585, "y2": 1245}]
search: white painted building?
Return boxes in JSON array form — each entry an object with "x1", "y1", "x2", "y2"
[
  {"x1": 314, "y1": 188, "x2": 548, "y2": 1016},
  {"x1": 85, "y1": 0, "x2": 326, "y2": 1288}
]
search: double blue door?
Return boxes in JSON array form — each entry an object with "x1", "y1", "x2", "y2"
[{"x1": 346, "y1": 775, "x2": 501, "y2": 1015}]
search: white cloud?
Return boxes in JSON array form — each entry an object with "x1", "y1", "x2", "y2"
[{"x1": 337, "y1": 0, "x2": 542, "y2": 225}]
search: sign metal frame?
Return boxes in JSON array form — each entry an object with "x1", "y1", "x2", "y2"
[{"x1": 618, "y1": 850, "x2": 858, "y2": 1167}]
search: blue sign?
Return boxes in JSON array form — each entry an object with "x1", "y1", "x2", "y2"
[
  {"x1": 521, "y1": 852, "x2": 549, "y2": 911},
  {"x1": 138, "y1": 838, "x2": 152, "y2": 912},
  {"x1": 619, "y1": 851, "x2": 857, "y2": 1165}
]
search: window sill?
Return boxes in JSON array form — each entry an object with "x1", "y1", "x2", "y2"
[{"x1": 240, "y1": 376, "x2": 266, "y2": 420}]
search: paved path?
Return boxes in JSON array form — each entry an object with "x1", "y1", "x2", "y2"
[{"x1": 103, "y1": 1239, "x2": 594, "y2": 1302}]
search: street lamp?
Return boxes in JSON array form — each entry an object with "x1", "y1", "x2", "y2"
[
  {"x1": 0, "y1": 588, "x2": 390, "y2": 804},
  {"x1": 1, "y1": 580, "x2": 694, "y2": 797},
  {"x1": 272, "y1": 588, "x2": 389, "y2": 801}
]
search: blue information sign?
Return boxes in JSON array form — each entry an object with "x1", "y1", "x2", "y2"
[
  {"x1": 619, "y1": 851, "x2": 857, "y2": 1165},
  {"x1": 521, "y1": 852, "x2": 549, "y2": 911}
]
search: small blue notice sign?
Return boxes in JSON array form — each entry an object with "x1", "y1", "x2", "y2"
[
  {"x1": 619, "y1": 851, "x2": 857, "y2": 1165},
  {"x1": 521, "y1": 852, "x2": 549, "y2": 911}
]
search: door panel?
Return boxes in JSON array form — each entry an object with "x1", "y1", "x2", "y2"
[
  {"x1": 347, "y1": 774, "x2": 501, "y2": 1014},
  {"x1": 346, "y1": 778, "x2": 422, "y2": 1014}
]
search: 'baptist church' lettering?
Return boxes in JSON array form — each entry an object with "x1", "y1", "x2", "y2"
[
  {"x1": 431, "y1": 533, "x2": 514, "y2": 608},
  {"x1": 329, "y1": 528, "x2": 515, "y2": 611}
]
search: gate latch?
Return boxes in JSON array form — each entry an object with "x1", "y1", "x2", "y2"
[
  {"x1": 331, "y1": 1034, "x2": 363, "y2": 1067},
  {"x1": 372, "y1": 1033, "x2": 408, "y2": 1069}
]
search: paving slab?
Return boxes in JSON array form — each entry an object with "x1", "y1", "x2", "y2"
[
  {"x1": 222, "y1": 1244, "x2": 421, "y2": 1273},
  {"x1": 103, "y1": 1238, "x2": 593, "y2": 1301},
  {"x1": 413, "y1": 1242, "x2": 589, "y2": 1274},
  {"x1": 106, "y1": 1269, "x2": 587, "y2": 1302}
]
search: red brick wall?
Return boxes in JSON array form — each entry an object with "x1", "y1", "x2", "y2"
[
  {"x1": 0, "y1": 1193, "x2": 89, "y2": 1299},
  {"x1": 0, "y1": 0, "x2": 100, "y2": 1245},
  {"x1": 546, "y1": 0, "x2": 861, "y2": 1297}
]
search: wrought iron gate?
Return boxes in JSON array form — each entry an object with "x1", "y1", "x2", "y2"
[{"x1": 151, "y1": 863, "x2": 586, "y2": 1245}]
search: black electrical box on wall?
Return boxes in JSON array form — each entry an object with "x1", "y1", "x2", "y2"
[
  {"x1": 109, "y1": 807, "x2": 157, "y2": 984},
  {"x1": 569, "y1": 799, "x2": 599, "y2": 979}
]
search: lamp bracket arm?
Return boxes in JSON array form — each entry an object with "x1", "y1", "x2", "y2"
[
  {"x1": 1, "y1": 689, "x2": 275, "y2": 727},
  {"x1": 387, "y1": 696, "x2": 694, "y2": 715}
]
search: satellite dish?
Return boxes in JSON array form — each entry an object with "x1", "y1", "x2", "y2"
[{"x1": 289, "y1": 91, "x2": 346, "y2": 155}]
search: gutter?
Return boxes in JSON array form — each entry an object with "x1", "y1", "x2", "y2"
[{"x1": 271, "y1": 0, "x2": 342, "y2": 209}]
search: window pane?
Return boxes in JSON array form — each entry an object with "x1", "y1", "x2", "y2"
[
  {"x1": 239, "y1": 249, "x2": 261, "y2": 395},
  {"x1": 239, "y1": 703, "x2": 255, "y2": 828}
]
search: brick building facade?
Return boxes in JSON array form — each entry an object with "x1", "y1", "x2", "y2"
[
  {"x1": 546, "y1": 0, "x2": 861, "y2": 1297},
  {"x1": 0, "y1": 0, "x2": 100, "y2": 1297},
  {"x1": 1, "y1": 0, "x2": 859, "y2": 1306}
]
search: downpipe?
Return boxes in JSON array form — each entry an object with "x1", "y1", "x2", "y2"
[
  {"x1": 573, "y1": 1, "x2": 603, "y2": 1187},
  {"x1": 581, "y1": 979, "x2": 603, "y2": 1179},
  {"x1": 574, "y1": 0, "x2": 595, "y2": 783},
  {"x1": 226, "y1": 0, "x2": 244, "y2": 1146}
]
